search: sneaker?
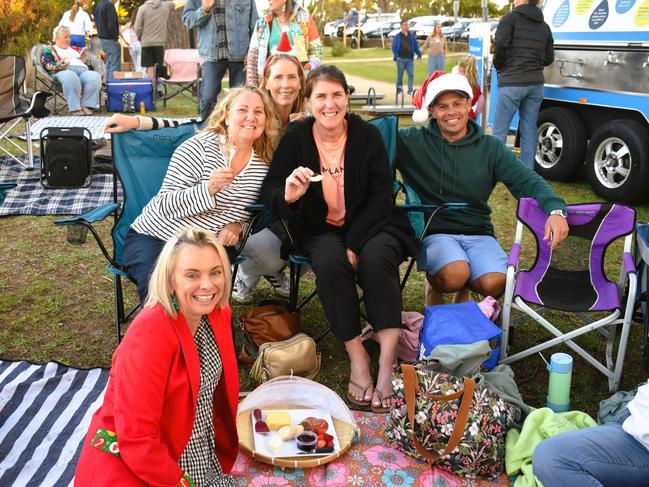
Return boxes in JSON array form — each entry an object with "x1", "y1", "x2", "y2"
[
  {"x1": 263, "y1": 272, "x2": 290, "y2": 298},
  {"x1": 231, "y1": 278, "x2": 253, "y2": 304}
]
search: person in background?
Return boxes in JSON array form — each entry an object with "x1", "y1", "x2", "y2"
[
  {"x1": 58, "y1": 0, "x2": 93, "y2": 48},
  {"x1": 391, "y1": 19, "x2": 422, "y2": 97},
  {"x1": 136, "y1": 0, "x2": 186, "y2": 80},
  {"x1": 261, "y1": 65, "x2": 417, "y2": 413},
  {"x1": 121, "y1": 86, "x2": 277, "y2": 301},
  {"x1": 75, "y1": 227, "x2": 239, "y2": 486},
  {"x1": 421, "y1": 23, "x2": 446, "y2": 76},
  {"x1": 42, "y1": 26, "x2": 102, "y2": 116},
  {"x1": 454, "y1": 55, "x2": 484, "y2": 119},
  {"x1": 400, "y1": 71, "x2": 568, "y2": 306},
  {"x1": 245, "y1": 0, "x2": 322, "y2": 86},
  {"x1": 120, "y1": 8, "x2": 145, "y2": 74},
  {"x1": 94, "y1": 0, "x2": 121, "y2": 79},
  {"x1": 183, "y1": 0, "x2": 258, "y2": 122},
  {"x1": 492, "y1": 0, "x2": 553, "y2": 168},
  {"x1": 533, "y1": 380, "x2": 649, "y2": 486}
]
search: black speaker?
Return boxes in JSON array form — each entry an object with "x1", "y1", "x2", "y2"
[{"x1": 40, "y1": 127, "x2": 93, "y2": 189}]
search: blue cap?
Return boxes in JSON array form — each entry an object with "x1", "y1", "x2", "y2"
[{"x1": 550, "y1": 353, "x2": 573, "y2": 374}]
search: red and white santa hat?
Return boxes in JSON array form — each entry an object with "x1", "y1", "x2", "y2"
[
  {"x1": 412, "y1": 71, "x2": 473, "y2": 124},
  {"x1": 271, "y1": 31, "x2": 296, "y2": 58}
]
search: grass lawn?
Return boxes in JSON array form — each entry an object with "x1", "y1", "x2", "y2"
[{"x1": 1, "y1": 57, "x2": 648, "y2": 418}]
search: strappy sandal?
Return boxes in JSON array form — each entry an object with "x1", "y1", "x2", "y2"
[
  {"x1": 370, "y1": 389, "x2": 394, "y2": 414},
  {"x1": 346, "y1": 379, "x2": 373, "y2": 407}
]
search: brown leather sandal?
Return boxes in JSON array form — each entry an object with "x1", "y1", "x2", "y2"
[
  {"x1": 370, "y1": 389, "x2": 394, "y2": 414},
  {"x1": 346, "y1": 379, "x2": 373, "y2": 407}
]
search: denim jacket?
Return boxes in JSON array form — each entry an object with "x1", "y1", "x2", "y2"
[{"x1": 182, "y1": 0, "x2": 258, "y2": 62}]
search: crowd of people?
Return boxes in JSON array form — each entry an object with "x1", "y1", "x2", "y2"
[{"x1": 46, "y1": 0, "x2": 648, "y2": 485}]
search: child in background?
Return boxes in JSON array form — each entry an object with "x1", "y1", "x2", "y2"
[{"x1": 455, "y1": 55, "x2": 484, "y2": 119}]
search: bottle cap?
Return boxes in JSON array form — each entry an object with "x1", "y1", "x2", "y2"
[{"x1": 550, "y1": 352, "x2": 573, "y2": 374}]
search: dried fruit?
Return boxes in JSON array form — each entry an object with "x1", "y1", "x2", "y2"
[{"x1": 254, "y1": 421, "x2": 270, "y2": 433}]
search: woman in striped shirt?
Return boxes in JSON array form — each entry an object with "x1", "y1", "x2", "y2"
[{"x1": 123, "y1": 85, "x2": 278, "y2": 301}]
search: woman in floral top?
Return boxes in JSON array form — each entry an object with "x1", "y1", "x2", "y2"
[{"x1": 41, "y1": 26, "x2": 101, "y2": 115}]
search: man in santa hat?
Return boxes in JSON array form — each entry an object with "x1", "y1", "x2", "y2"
[{"x1": 398, "y1": 71, "x2": 569, "y2": 305}]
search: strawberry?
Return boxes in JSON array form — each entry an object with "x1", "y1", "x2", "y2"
[
  {"x1": 253, "y1": 409, "x2": 262, "y2": 422},
  {"x1": 254, "y1": 421, "x2": 270, "y2": 433}
]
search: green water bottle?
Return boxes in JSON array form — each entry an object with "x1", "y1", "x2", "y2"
[{"x1": 547, "y1": 353, "x2": 573, "y2": 412}]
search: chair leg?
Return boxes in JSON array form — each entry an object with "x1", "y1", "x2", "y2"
[
  {"x1": 289, "y1": 262, "x2": 300, "y2": 311},
  {"x1": 114, "y1": 275, "x2": 125, "y2": 345},
  {"x1": 25, "y1": 118, "x2": 33, "y2": 169}
]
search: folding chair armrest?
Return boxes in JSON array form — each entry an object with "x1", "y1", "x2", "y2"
[
  {"x1": 245, "y1": 203, "x2": 266, "y2": 213},
  {"x1": 623, "y1": 251, "x2": 637, "y2": 276},
  {"x1": 508, "y1": 243, "x2": 522, "y2": 268},
  {"x1": 54, "y1": 203, "x2": 119, "y2": 226}
]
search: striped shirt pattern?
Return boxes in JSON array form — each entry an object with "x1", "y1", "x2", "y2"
[
  {"x1": 0, "y1": 360, "x2": 109, "y2": 486},
  {"x1": 131, "y1": 130, "x2": 269, "y2": 242}
]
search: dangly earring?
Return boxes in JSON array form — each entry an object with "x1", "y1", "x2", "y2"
[{"x1": 171, "y1": 293, "x2": 180, "y2": 312}]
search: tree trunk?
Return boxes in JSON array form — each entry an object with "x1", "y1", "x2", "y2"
[{"x1": 165, "y1": 9, "x2": 192, "y2": 49}]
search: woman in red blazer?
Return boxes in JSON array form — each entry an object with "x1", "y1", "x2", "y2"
[{"x1": 75, "y1": 227, "x2": 239, "y2": 486}]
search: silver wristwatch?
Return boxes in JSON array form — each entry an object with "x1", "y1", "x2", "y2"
[{"x1": 550, "y1": 209, "x2": 568, "y2": 218}]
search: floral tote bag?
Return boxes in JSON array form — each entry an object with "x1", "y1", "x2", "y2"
[{"x1": 384, "y1": 362, "x2": 518, "y2": 478}]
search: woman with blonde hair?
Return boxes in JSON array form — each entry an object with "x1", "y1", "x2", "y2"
[
  {"x1": 75, "y1": 227, "x2": 239, "y2": 486},
  {"x1": 58, "y1": 0, "x2": 93, "y2": 48},
  {"x1": 422, "y1": 23, "x2": 447, "y2": 76},
  {"x1": 455, "y1": 54, "x2": 484, "y2": 119},
  {"x1": 122, "y1": 85, "x2": 278, "y2": 301}
]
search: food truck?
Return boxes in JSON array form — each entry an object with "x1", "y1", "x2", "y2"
[{"x1": 489, "y1": 0, "x2": 649, "y2": 203}]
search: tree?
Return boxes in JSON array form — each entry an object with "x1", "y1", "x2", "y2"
[{"x1": 0, "y1": 0, "x2": 69, "y2": 56}]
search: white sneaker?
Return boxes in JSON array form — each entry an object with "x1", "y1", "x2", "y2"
[
  {"x1": 264, "y1": 272, "x2": 290, "y2": 298},
  {"x1": 231, "y1": 278, "x2": 253, "y2": 304}
]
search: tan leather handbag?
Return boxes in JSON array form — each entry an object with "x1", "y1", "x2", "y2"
[{"x1": 250, "y1": 333, "x2": 321, "y2": 383}]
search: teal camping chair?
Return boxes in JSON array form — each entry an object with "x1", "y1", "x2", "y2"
[
  {"x1": 283, "y1": 115, "x2": 465, "y2": 342},
  {"x1": 54, "y1": 124, "x2": 261, "y2": 344},
  {"x1": 0, "y1": 182, "x2": 17, "y2": 205}
]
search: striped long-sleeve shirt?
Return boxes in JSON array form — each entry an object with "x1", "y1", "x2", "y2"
[{"x1": 131, "y1": 130, "x2": 269, "y2": 241}]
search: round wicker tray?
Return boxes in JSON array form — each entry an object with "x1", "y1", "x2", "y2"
[{"x1": 237, "y1": 405, "x2": 357, "y2": 469}]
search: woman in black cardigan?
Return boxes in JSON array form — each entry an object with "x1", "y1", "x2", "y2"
[{"x1": 261, "y1": 65, "x2": 417, "y2": 413}]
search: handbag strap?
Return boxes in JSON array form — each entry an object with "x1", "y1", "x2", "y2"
[{"x1": 402, "y1": 364, "x2": 476, "y2": 463}]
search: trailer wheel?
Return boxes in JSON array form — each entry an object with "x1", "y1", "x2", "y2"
[
  {"x1": 586, "y1": 120, "x2": 649, "y2": 204},
  {"x1": 535, "y1": 107, "x2": 586, "y2": 181}
]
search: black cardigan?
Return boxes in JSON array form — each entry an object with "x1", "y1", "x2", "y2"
[{"x1": 261, "y1": 113, "x2": 417, "y2": 257}]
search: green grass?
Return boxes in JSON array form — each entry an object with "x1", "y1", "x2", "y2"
[{"x1": 2, "y1": 61, "x2": 649, "y2": 419}]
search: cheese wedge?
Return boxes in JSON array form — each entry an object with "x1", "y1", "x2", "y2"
[{"x1": 266, "y1": 411, "x2": 291, "y2": 430}]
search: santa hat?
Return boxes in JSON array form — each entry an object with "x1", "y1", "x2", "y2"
[
  {"x1": 412, "y1": 71, "x2": 473, "y2": 124},
  {"x1": 271, "y1": 31, "x2": 296, "y2": 57}
]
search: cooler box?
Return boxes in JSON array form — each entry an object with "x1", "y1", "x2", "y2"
[{"x1": 106, "y1": 77, "x2": 154, "y2": 112}]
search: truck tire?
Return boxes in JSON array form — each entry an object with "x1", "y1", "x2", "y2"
[
  {"x1": 586, "y1": 120, "x2": 649, "y2": 204},
  {"x1": 535, "y1": 107, "x2": 586, "y2": 181}
]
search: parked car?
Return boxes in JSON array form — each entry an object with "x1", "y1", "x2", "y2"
[
  {"x1": 324, "y1": 18, "x2": 345, "y2": 37},
  {"x1": 443, "y1": 19, "x2": 479, "y2": 42},
  {"x1": 412, "y1": 16, "x2": 454, "y2": 39},
  {"x1": 365, "y1": 21, "x2": 402, "y2": 38},
  {"x1": 387, "y1": 16, "x2": 429, "y2": 38},
  {"x1": 338, "y1": 12, "x2": 399, "y2": 37}
]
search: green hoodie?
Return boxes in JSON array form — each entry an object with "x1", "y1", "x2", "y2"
[{"x1": 398, "y1": 119, "x2": 566, "y2": 236}]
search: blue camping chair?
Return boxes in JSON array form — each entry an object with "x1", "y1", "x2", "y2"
[
  {"x1": 54, "y1": 124, "x2": 261, "y2": 344},
  {"x1": 283, "y1": 115, "x2": 465, "y2": 342}
]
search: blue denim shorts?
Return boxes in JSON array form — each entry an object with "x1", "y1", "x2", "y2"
[{"x1": 417, "y1": 233, "x2": 508, "y2": 282}]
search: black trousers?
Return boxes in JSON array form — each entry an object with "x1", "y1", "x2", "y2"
[{"x1": 301, "y1": 230, "x2": 404, "y2": 342}]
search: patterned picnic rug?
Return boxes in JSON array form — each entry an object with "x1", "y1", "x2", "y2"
[
  {"x1": 0, "y1": 359, "x2": 510, "y2": 487},
  {"x1": 0, "y1": 156, "x2": 121, "y2": 216},
  {"x1": 28, "y1": 116, "x2": 110, "y2": 141}
]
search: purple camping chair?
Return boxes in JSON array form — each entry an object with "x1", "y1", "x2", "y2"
[{"x1": 500, "y1": 198, "x2": 637, "y2": 392}]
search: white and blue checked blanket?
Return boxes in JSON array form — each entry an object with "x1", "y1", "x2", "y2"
[
  {"x1": 0, "y1": 360, "x2": 109, "y2": 486},
  {"x1": 0, "y1": 157, "x2": 121, "y2": 217},
  {"x1": 28, "y1": 116, "x2": 111, "y2": 141}
]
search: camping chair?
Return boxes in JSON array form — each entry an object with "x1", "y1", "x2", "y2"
[
  {"x1": 633, "y1": 222, "x2": 649, "y2": 371},
  {"x1": 30, "y1": 44, "x2": 105, "y2": 114},
  {"x1": 53, "y1": 124, "x2": 261, "y2": 344},
  {"x1": 0, "y1": 182, "x2": 17, "y2": 205},
  {"x1": 0, "y1": 55, "x2": 51, "y2": 169},
  {"x1": 500, "y1": 197, "x2": 637, "y2": 392},
  {"x1": 156, "y1": 49, "x2": 202, "y2": 113},
  {"x1": 283, "y1": 115, "x2": 465, "y2": 342}
]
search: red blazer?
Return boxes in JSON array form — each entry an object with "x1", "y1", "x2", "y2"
[{"x1": 75, "y1": 303, "x2": 239, "y2": 486}]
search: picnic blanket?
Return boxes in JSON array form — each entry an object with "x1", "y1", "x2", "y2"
[
  {"x1": 0, "y1": 156, "x2": 121, "y2": 216},
  {"x1": 27, "y1": 116, "x2": 111, "y2": 141},
  {"x1": 0, "y1": 360, "x2": 511, "y2": 486}
]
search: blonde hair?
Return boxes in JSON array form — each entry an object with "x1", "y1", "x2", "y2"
[
  {"x1": 204, "y1": 86, "x2": 279, "y2": 163},
  {"x1": 145, "y1": 227, "x2": 232, "y2": 319},
  {"x1": 53, "y1": 25, "x2": 70, "y2": 42},
  {"x1": 70, "y1": 0, "x2": 85, "y2": 22},
  {"x1": 433, "y1": 23, "x2": 443, "y2": 38},
  {"x1": 458, "y1": 55, "x2": 479, "y2": 89},
  {"x1": 260, "y1": 53, "x2": 306, "y2": 115}
]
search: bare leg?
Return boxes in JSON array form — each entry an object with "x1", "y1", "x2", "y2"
[
  {"x1": 372, "y1": 328, "x2": 399, "y2": 409},
  {"x1": 468, "y1": 272, "x2": 506, "y2": 299},
  {"x1": 453, "y1": 287, "x2": 472, "y2": 303},
  {"x1": 344, "y1": 337, "x2": 373, "y2": 403},
  {"x1": 426, "y1": 260, "x2": 471, "y2": 305}
]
